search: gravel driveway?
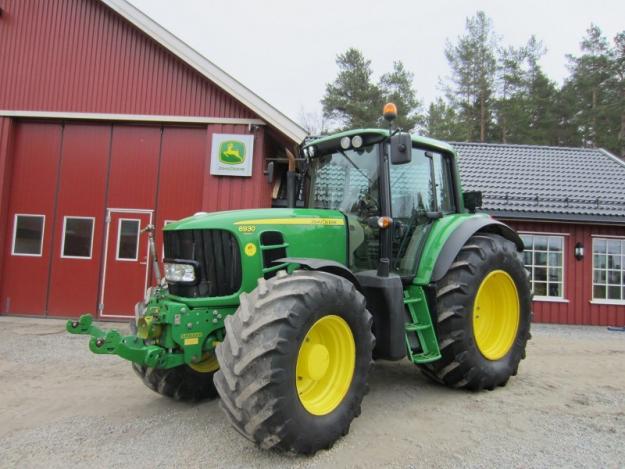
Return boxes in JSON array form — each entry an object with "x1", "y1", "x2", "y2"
[{"x1": 0, "y1": 316, "x2": 624, "y2": 468}]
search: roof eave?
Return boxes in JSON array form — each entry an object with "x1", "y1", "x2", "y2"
[
  {"x1": 484, "y1": 209, "x2": 625, "y2": 225},
  {"x1": 100, "y1": 0, "x2": 307, "y2": 144}
]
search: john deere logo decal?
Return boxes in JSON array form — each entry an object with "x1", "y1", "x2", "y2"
[
  {"x1": 210, "y1": 133, "x2": 254, "y2": 177},
  {"x1": 219, "y1": 140, "x2": 246, "y2": 165}
]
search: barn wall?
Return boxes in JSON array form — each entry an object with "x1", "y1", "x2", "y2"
[
  {"x1": 0, "y1": 119, "x2": 273, "y2": 316},
  {"x1": 505, "y1": 219, "x2": 625, "y2": 326},
  {"x1": 0, "y1": 117, "x2": 14, "y2": 286},
  {"x1": 0, "y1": 0, "x2": 254, "y2": 118}
]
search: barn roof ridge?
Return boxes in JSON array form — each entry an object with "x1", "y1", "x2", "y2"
[{"x1": 100, "y1": 0, "x2": 307, "y2": 143}]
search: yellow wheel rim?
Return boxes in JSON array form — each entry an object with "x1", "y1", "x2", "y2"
[
  {"x1": 296, "y1": 315, "x2": 356, "y2": 416},
  {"x1": 473, "y1": 270, "x2": 520, "y2": 360},
  {"x1": 188, "y1": 354, "x2": 220, "y2": 373}
]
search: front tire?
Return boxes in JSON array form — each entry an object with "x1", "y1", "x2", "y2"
[
  {"x1": 129, "y1": 316, "x2": 219, "y2": 401},
  {"x1": 214, "y1": 270, "x2": 374, "y2": 454},
  {"x1": 419, "y1": 233, "x2": 531, "y2": 390}
]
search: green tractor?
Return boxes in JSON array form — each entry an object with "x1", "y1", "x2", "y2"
[{"x1": 68, "y1": 105, "x2": 531, "y2": 454}]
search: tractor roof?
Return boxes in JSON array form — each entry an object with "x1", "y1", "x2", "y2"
[{"x1": 304, "y1": 129, "x2": 455, "y2": 155}]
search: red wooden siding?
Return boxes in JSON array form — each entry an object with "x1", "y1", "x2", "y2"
[
  {"x1": 0, "y1": 120, "x2": 272, "y2": 317},
  {"x1": 0, "y1": 117, "x2": 14, "y2": 284},
  {"x1": 202, "y1": 124, "x2": 270, "y2": 211},
  {"x1": 0, "y1": 122, "x2": 62, "y2": 314},
  {"x1": 106, "y1": 125, "x2": 161, "y2": 209},
  {"x1": 0, "y1": 0, "x2": 254, "y2": 118},
  {"x1": 506, "y1": 219, "x2": 625, "y2": 326},
  {"x1": 47, "y1": 124, "x2": 110, "y2": 316}
]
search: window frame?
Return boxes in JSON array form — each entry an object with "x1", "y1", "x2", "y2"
[
  {"x1": 115, "y1": 218, "x2": 141, "y2": 262},
  {"x1": 519, "y1": 232, "x2": 566, "y2": 301},
  {"x1": 591, "y1": 236, "x2": 625, "y2": 305},
  {"x1": 60, "y1": 216, "x2": 96, "y2": 260},
  {"x1": 11, "y1": 213, "x2": 46, "y2": 257}
]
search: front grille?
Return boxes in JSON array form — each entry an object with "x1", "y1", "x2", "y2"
[{"x1": 164, "y1": 229, "x2": 242, "y2": 298}]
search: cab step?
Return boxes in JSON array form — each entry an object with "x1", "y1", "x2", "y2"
[{"x1": 403, "y1": 286, "x2": 441, "y2": 364}]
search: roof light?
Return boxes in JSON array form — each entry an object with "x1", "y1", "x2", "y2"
[
  {"x1": 383, "y1": 102, "x2": 397, "y2": 122},
  {"x1": 340, "y1": 136, "x2": 351, "y2": 150},
  {"x1": 351, "y1": 135, "x2": 363, "y2": 149}
]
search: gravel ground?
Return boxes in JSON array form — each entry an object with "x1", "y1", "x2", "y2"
[{"x1": 0, "y1": 316, "x2": 624, "y2": 468}]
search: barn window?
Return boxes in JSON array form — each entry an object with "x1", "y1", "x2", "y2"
[
  {"x1": 520, "y1": 234, "x2": 564, "y2": 299},
  {"x1": 116, "y1": 219, "x2": 140, "y2": 261},
  {"x1": 12, "y1": 214, "x2": 45, "y2": 256},
  {"x1": 61, "y1": 217, "x2": 95, "y2": 259},
  {"x1": 592, "y1": 238, "x2": 625, "y2": 302}
]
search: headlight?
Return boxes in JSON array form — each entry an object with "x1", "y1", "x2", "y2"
[{"x1": 164, "y1": 262, "x2": 197, "y2": 283}]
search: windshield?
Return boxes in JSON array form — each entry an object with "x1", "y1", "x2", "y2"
[
  {"x1": 308, "y1": 144, "x2": 381, "y2": 271},
  {"x1": 308, "y1": 144, "x2": 380, "y2": 216}
]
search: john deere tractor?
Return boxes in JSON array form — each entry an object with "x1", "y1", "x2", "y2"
[{"x1": 68, "y1": 104, "x2": 531, "y2": 454}]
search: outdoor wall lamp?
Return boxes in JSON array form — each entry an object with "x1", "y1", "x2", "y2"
[{"x1": 574, "y1": 242, "x2": 584, "y2": 261}]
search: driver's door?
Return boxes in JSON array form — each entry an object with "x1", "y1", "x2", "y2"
[{"x1": 390, "y1": 148, "x2": 456, "y2": 276}]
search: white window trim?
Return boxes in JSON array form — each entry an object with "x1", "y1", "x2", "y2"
[
  {"x1": 115, "y1": 218, "x2": 141, "y2": 262},
  {"x1": 533, "y1": 296, "x2": 569, "y2": 303},
  {"x1": 590, "y1": 234, "x2": 625, "y2": 239},
  {"x1": 590, "y1": 299, "x2": 625, "y2": 306},
  {"x1": 591, "y1": 236, "x2": 624, "y2": 302},
  {"x1": 518, "y1": 230, "x2": 570, "y2": 237},
  {"x1": 60, "y1": 216, "x2": 95, "y2": 260},
  {"x1": 11, "y1": 213, "x2": 46, "y2": 257},
  {"x1": 519, "y1": 232, "x2": 566, "y2": 300}
]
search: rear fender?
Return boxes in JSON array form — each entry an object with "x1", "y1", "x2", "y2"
[{"x1": 430, "y1": 218, "x2": 523, "y2": 282}]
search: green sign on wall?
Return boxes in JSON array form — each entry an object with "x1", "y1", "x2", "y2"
[{"x1": 210, "y1": 133, "x2": 254, "y2": 177}]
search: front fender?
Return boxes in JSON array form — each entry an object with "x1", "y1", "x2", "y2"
[{"x1": 275, "y1": 257, "x2": 361, "y2": 291}]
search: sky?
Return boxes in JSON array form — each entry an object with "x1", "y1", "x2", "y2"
[{"x1": 127, "y1": 0, "x2": 625, "y2": 127}]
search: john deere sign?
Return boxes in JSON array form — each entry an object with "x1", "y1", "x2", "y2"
[{"x1": 210, "y1": 134, "x2": 254, "y2": 177}]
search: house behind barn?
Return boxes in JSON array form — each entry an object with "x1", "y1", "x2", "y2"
[{"x1": 454, "y1": 142, "x2": 625, "y2": 326}]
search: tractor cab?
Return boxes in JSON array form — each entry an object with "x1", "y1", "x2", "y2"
[{"x1": 303, "y1": 129, "x2": 460, "y2": 281}]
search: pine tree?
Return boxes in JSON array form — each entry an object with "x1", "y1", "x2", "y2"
[
  {"x1": 321, "y1": 48, "x2": 383, "y2": 130},
  {"x1": 444, "y1": 11, "x2": 498, "y2": 142},
  {"x1": 565, "y1": 25, "x2": 614, "y2": 148},
  {"x1": 493, "y1": 45, "x2": 527, "y2": 143},
  {"x1": 612, "y1": 31, "x2": 625, "y2": 157},
  {"x1": 379, "y1": 61, "x2": 424, "y2": 132},
  {"x1": 425, "y1": 98, "x2": 464, "y2": 141},
  {"x1": 522, "y1": 37, "x2": 560, "y2": 145}
]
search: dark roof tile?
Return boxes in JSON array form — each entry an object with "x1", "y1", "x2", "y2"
[{"x1": 452, "y1": 142, "x2": 625, "y2": 220}]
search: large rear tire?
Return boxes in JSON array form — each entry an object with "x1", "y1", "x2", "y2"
[
  {"x1": 418, "y1": 233, "x2": 531, "y2": 390},
  {"x1": 214, "y1": 270, "x2": 374, "y2": 454}
]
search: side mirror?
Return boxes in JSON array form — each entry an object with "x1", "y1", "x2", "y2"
[
  {"x1": 390, "y1": 132, "x2": 412, "y2": 165},
  {"x1": 463, "y1": 191, "x2": 483, "y2": 213},
  {"x1": 264, "y1": 161, "x2": 275, "y2": 184}
]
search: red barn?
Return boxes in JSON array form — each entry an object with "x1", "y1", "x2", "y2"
[
  {"x1": 0, "y1": 0, "x2": 306, "y2": 319},
  {"x1": 455, "y1": 143, "x2": 625, "y2": 326}
]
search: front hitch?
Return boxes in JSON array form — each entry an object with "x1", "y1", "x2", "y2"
[{"x1": 67, "y1": 314, "x2": 170, "y2": 368}]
